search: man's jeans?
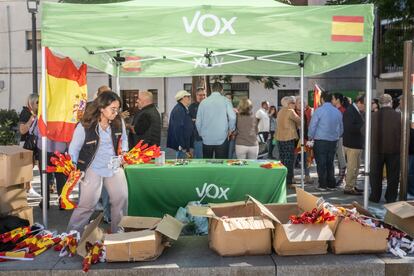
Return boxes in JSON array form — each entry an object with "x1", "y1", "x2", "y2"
[
  {"x1": 193, "y1": 140, "x2": 203, "y2": 159},
  {"x1": 313, "y1": 140, "x2": 337, "y2": 189}
]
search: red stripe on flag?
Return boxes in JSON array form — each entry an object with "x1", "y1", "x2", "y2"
[
  {"x1": 332, "y1": 16, "x2": 364, "y2": 23},
  {"x1": 331, "y1": 34, "x2": 363, "y2": 42},
  {"x1": 38, "y1": 117, "x2": 77, "y2": 142},
  {"x1": 46, "y1": 48, "x2": 87, "y2": 86}
]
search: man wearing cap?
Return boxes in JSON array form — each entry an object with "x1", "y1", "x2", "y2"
[
  {"x1": 196, "y1": 82, "x2": 236, "y2": 159},
  {"x1": 370, "y1": 94, "x2": 401, "y2": 203},
  {"x1": 167, "y1": 90, "x2": 194, "y2": 158}
]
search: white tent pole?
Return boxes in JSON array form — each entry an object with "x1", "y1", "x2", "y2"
[
  {"x1": 116, "y1": 64, "x2": 120, "y2": 95},
  {"x1": 41, "y1": 46, "x2": 48, "y2": 228},
  {"x1": 364, "y1": 54, "x2": 372, "y2": 209},
  {"x1": 300, "y1": 53, "x2": 305, "y2": 189}
]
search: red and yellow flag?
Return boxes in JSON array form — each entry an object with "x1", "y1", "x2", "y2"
[
  {"x1": 313, "y1": 84, "x2": 322, "y2": 109},
  {"x1": 38, "y1": 48, "x2": 87, "y2": 142},
  {"x1": 331, "y1": 16, "x2": 364, "y2": 42}
]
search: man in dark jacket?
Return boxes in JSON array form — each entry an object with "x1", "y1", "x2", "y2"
[
  {"x1": 370, "y1": 94, "x2": 401, "y2": 203},
  {"x1": 342, "y1": 95, "x2": 365, "y2": 195},
  {"x1": 167, "y1": 90, "x2": 194, "y2": 158},
  {"x1": 188, "y1": 87, "x2": 206, "y2": 158},
  {"x1": 129, "y1": 91, "x2": 161, "y2": 149}
]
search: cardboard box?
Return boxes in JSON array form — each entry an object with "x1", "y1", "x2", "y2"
[
  {"x1": 104, "y1": 214, "x2": 183, "y2": 262},
  {"x1": 78, "y1": 213, "x2": 105, "y2": 257},
  {"x1": 257, "y1": 195, "x2": 334, "y2": 256},
  {"x1": 8, "y1": 206, "x2": 33, "y2": 225},
  {"x1": 295, "y1": 188, "x2": 389, "y2": 254},
  {"x1": 384, "y1": 201, "x2": 414, "y2": 238},
  {"x1": 0, "y1": 184, "x2": 28, "y2": 215},
  {"x1": 0, "y1": 146, "x2": 33, "y2": 187},
  {"x1": 189, "y1": 199, "x2": 276, "y2": 256}
]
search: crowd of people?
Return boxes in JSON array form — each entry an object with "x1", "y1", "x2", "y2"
[{"x1": 17, "y1": 83, "x2": 414, "y2": 234}]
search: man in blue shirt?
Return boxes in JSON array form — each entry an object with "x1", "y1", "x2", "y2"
[
  {"x1": 196, "y1": 82, "x2": 236, "y2": 159},
  {"x1": 308, "y1": 92, "x2": 343, "y2": 190}
]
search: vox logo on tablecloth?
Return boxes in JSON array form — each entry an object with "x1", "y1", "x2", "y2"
[
  {"x1": 196, "y1": 183, "x2": 230, "y2": 200},
  {"x1": 182, "y1": 11, "x2": 237, "y2": 37}
]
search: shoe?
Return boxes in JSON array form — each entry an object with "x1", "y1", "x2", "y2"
[
  {"x1": 344, "y1": 189, "x2": 362, "y2": 195},
  {"x1": 27, "y1": 187, "x2": 42, "y2": 198},
  {"x1": 316, "y1": 187, "x2": 327, "y2": 191},
  {"x1": 355, "y1": 187, "x2": 364, "y2": 193}
]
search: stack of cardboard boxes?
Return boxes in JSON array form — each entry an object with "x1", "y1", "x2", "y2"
[{"x1": 0, "y1": 146, "x2": 34, "y2": 225}]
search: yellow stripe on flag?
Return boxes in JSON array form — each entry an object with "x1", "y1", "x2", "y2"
[
  {"x1": 332, "y1": 22, "x2": 364, "y2": 36},
  {"x1": 39, "y1": 75, "x2": 87, "y2": 123}
]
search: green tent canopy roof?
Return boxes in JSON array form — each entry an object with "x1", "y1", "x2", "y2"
[{"x1": 41, "y1": 0, "x2": 374, "y2": 77}]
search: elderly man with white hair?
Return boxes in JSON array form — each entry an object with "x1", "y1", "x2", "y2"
[
  {"x1": 276, "y1": 96, "x2": 301, "y2": 187},
  {"x1": 369, "y1": 94, "x2": 401, "y2": 203}
]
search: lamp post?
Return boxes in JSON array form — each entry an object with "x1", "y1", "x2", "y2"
[{"x1": 27, "y1": 0, "x2": 39, "y2": 95}]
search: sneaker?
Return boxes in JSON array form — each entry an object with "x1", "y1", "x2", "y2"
[
  {"x1": 27, "y1": 187, "x2": 41, "y2": 198},
  {"x1": 316, "y1": 187, "x2": 327, "y2": 191}
]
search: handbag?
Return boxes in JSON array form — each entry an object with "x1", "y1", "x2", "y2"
[{"x1": 23, "y1": 119, "x2": 38, "y2": 159}]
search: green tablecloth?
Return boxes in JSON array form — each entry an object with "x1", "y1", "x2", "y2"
[{"x1": 124, "y1": 160, "x2": 287, "y2": 217}]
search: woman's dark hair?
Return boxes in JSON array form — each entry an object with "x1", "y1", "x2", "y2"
[
  {"x1": 333, "y1": 93, "x2": 349, "y2": 108},
  {"x1": 81, "y1": 91, "x2": 122, "y2": 129},
  {"x1": 269, "y1": 105, "x2": 277, "y2": 118}
]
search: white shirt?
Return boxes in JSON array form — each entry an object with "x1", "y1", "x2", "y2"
[{"x1": 255, "y1": 108, "x2": 270, "y2": 132}]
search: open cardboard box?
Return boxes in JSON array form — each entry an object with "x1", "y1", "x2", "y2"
[
  {"x1": 104, "y1": 214, "x2": 183, "y2": 262},
  {"x1": 295, "y1": 188, "x2": 389, "y2": 254},
  {"x1": 384, "y1": 201, "x2": 414, "y2": 238},
  {"x1": 0, "y1": 146, "x2": 33, "y2": 187},
  {"x1": 189, "y1": 199, "x2": 275, "y2": 256}
]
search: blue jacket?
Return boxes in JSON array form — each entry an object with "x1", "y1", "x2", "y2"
[{"x1": 167, "y1": 102, "x2": 194, "y2": 151}]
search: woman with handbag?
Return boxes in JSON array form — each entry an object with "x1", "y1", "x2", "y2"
[
  {"x1": 67, "y1": 91, "x2": 128, "y2": 234},
  {"x1": 19, "y1": 94, "x2": 40, "y2": 197}
]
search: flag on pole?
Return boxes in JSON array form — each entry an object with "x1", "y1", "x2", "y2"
[
  {"x1": 313, "y1": 84, "x2": 322, "y2": 109},
  {"x1": 38, "y1": 48, "x2": 87, "y2": 142}
]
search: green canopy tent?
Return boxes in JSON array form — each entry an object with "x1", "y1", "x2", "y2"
[{"x1": 39, "y1": 0, "x2": 375, "y2": 226}]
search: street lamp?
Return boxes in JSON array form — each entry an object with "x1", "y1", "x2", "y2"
[{"x1": 27, "y1": 0, "x2": 39, "y2": 95}]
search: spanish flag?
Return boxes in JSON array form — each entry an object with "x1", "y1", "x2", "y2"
[
  {"x1": 38, "y1": 48, "x2": 87, "y2": 142},
  {"x1": 313, "y1": 84, "x2": 322, "y2": 109},
  {"x1": 331, "y1": 16, "x2": 364, "y2": 42}
]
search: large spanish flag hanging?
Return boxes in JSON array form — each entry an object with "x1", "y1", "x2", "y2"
[{"x1": 38, "y1": 48, "x2": 87, "y2": 142}]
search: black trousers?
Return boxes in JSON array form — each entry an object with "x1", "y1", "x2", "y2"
[
  {"x1": 277, "y1": 139, "x2": 296, "y2": 184},
  {"x1": 369, "y1": 153, "x2": 400, "y2": 203},
  {"x1": 203, "y1": 139, "x2": 229, "y2": 159},
  {"x1": 313, "y1": 140, "x2": 337, "y2": 189},
  {"x1": 38, "y1": 150, "x2": 67, "y2": 208}
]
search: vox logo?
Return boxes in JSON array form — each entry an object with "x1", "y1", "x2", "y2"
[
  {"x1": 196, "y1": 183, "x2": 230, "y2": 200},
  {"x1": 182, "y1": 11, "x2": 237, "y2": 37}
]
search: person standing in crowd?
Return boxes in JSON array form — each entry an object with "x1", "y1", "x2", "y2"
[
  {"x1": 188, "y1": 87, "x2": 206, "y2": 158},
  {"x1": 268, "y1": 105, "x2": 278, "y2": 159},
  {"x1": 256, "y1": 101, "x2": 270, "y2": 143},
  {"x1": 67, "y1": 91, "x2": 128, "y2": 234},
  {"x1": 294, "y1": 96, "x2": 312, "y2": 184},
  {"x1": 19, "y1": 94, "x2": 41, "y2": 197},
  {"x1": 332, "y1": 93, "x2": 348, "y2": 186},
  {"x1": 235, "y1": 99, "x2": 259, "y2": 159},
  {"x1": 167, "y1": 90, "x2": 194, "y2": 158},
  {"x1": 224, "y1": 92, "x2": 237, "y2": 159},
  {"x1": 308, "y1": 92, "x2": 343, "y2": 191},
  {"x1": 370, "y1": 94, "x2": 401, "y2": 203},
  {"x1": 129, "y1": 91, "x2": 161, "y2": 148},
  {"x1": 372, "y1": 98, "x2": 380, "y2": 112},
  {"x1": 196, "y1": 82, "x2": 236, "y2": 159},
  {"x1": 276, "y1": 96, "x2": 300, "y2": 187},
  {"x1": 342, "y1": 95, "x2": 365, "y2": 195}
]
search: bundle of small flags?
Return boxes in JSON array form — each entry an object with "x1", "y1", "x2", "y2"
[
  {"x1": 47, "y1": 151, "x2": 83, "y2": 210},
  {"x1": 260, "y1": 161, "x2": 284, "y2": 169},
  {"x1": 123, "y1": 140, "x2": 161, "y2": 164},
  {"x1": 289, "y1": 208, "x2": 335, "y2": 224},
  {"x1": 54, "y1": 231, "x2": 80, "y2": 257},
  {"x1": 82, "y1": 241, "x2": 105, "y2": 272}
]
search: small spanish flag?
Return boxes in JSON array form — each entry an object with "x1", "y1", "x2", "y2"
[
  {"x1": 331, "y1": 16, "x2": 364, "y2": 42},
  {"x1": 38, "y1": 48, "x2": 87, "y2": 142}
]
